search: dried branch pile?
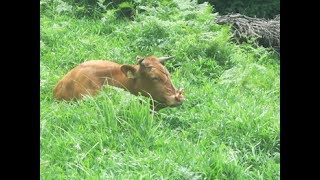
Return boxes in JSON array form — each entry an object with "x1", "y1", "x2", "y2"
[{"x1": 216, "y1": 13, "x2": 280, "y2": 54}]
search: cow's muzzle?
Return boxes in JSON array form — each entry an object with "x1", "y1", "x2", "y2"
[{"x1": 167, "y1": 88, "x2": 184, "y2": 107}]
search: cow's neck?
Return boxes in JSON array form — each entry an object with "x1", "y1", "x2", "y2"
[{"x1": 123, "y1": 78, "x2": 140, "y2": 95}]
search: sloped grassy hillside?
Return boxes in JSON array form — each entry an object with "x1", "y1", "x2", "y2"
[{"x1": 40, "y1": 0, "x2": 280, "y2": 179}]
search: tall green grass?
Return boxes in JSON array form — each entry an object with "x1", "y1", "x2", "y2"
[{"x1": 41, "y1": 0, "x2": 280, "y2": 179}]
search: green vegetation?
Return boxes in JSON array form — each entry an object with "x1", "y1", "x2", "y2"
[{"x1": 41, "y1": 0, "x2": 280, "y2": 179}]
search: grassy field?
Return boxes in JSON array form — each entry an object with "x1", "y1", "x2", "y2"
[{"x1": 40, "y1": 0, "x2": 280, "y2": 179}]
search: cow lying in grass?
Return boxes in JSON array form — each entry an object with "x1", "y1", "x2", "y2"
[{"x1": 53, "y1": 56, "x2": 184, "y2": 110}]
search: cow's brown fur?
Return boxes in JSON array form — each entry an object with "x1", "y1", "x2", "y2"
[{"x1": 53, "y1": 56, "x2": 184, "y2": 110}]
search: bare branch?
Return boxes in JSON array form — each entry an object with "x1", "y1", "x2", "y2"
[{"x1": 216, "y1": 13, "x2": 280, "y2": 54}]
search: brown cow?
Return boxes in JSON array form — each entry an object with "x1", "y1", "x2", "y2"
[{"x1": 53, "y1": 56, "x2": 184, "y2": 110}]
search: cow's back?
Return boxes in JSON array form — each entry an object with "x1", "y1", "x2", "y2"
[{"x1": 53, "y1": 60, "x2": 123, "y2": 100}]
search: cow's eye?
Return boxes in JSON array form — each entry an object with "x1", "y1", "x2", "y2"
[{"x1": 152, "y1": 77, "x2": 160, "y2": 81}]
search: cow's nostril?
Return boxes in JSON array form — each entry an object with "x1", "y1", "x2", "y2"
[{"x1": 175, "y1": 94, "x2": 183, "y2": 102}]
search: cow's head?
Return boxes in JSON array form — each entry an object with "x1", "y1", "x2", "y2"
[{"x1": 120, "y1": 56, "x2": 184, "y2": 109}]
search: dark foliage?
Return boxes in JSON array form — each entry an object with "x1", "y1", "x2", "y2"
[
  {"x1": 63, "y1": 0, "x2": 136, "y2": 19},
  {"x1": 198, "y1": 0, "x2": 280, "y2": 19}
]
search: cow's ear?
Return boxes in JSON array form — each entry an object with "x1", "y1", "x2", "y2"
[{"x1": 121, "y1": 65, "x2": 138, "y2": 79}]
